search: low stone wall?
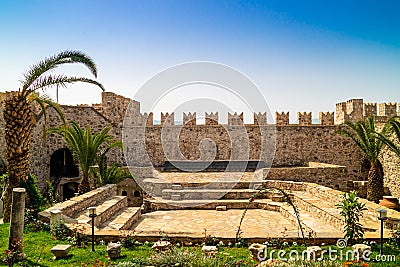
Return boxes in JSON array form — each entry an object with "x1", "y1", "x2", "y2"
[
  {"x1": 39, "y1": 184, "x2": 117, "y2": 222},
  {"x1": 259, "y1": 163, "x2": 347, "y2": 190},
  {"x1": 302, "y1": 182, "x2": 400, "y2": 230}
]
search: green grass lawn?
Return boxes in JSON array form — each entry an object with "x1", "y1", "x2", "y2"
[
  {"x1": 0, "y1": 223, "x2": 399, "y2": 266},
  {"x1": 0, "y1": 223, "x2": 253, "y2": 266}
]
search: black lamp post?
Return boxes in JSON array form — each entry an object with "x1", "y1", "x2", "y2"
[
  {"x1": 377, "y1": 208, "x2": 387, "y2": 255},
  {"x1": 88, "y1": 206, "x2": 97, "y2": 252}
]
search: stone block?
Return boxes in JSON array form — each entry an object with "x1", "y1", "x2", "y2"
[
  {"x1": 50, "y1": 209, "x2": 63, "y2": 225},
  {"x1": 249, "y1": 243, "x2": 266, "y2": 260},
  {"x1": 51, "y1": 244, "x2": 71, "y2": 259},
  {"x1": 271, "y1": 194, "x2": 284, "y2": 202},
  {"x1": 152, "y1": 240, "x2": 171, "y2": 251},
  {"x1": 107, "y1": 242, "x2": 122, "y2": 259},
  {"x1": 202, "y1": 245, "x2": 218, "y2": 257},
  {"x1": 171, "y1": 194, "x2": 181, "y2": 201},
  {"x1": 172, "y1": 184, "x2": 183, "y2": 190},
  {"x1": 216, "y1": 205, "x2": 227, "y2": 211}
]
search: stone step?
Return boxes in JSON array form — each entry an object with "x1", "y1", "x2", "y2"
[
  {"x1": 291, "y1": 191, "x2": 344, "y2": 230},
  {"x1": 72, "y1": 195, "x2": 127, "y2": 227},
  {"x1": 149, "y1": 197, "x2": 283, "y2": 211},
  {"x1": 291, "y1": 191, "x2": 379, "y2": 233},
  {"x1": 100, "y1": 207, "x2": 141, "y2": 231},
  {"x1": 39, "y1": 184, "x2": 117, "y2": 222},
  {"x1": 279, "y1": 204, "x2": 343, "y2": 238},
  {"x1": 143, "y1": 178, "x2": 264, "y2": 196},
  {"x1": 161, "y1": 188, "x2": 259, "y2": 200}
]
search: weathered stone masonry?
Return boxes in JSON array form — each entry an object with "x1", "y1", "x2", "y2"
[{"x1": 1, "y1": 91, "x2": 400, "y2": 197}]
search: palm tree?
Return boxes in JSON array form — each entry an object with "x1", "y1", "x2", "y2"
[
  {"x1": 376, "y1": 116, "x2": 400, "y2": 160},
  {"x1": 93, "y1": 149, "x2": 132, "y2": 186},
  {"x1": 335, "y1": 117, "x2": 391, "y2": 203},
  {"x1": 1, "y1": 51, "x2": 104, "y2": 223},
  {"x1": 50, "y1": 121, "x2": 122, "y2": 194}
]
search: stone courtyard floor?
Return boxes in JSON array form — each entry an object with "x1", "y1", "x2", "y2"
[
  {"x1": 132, "y1": 209, "x2": 303, "y2": 239},
  {"x1": 156, "y1": 171, "x2": 257, "y2": 183}
]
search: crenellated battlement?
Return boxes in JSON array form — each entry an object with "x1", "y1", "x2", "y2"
[
  {"x1": 297, "y1": 112, "x2": 312, "y2": 126},
  {"x1": 276, "y1": 112, "x2": 289, "y2": 125},
  {"x1": 254, "y1": 112, "x2": 267, "y2": 125},
  {"x1": 161, "y1": 112, "x2": 174, "y2": 126},
  {"x1": 183, "y1": 112, "x2": 196, "y2": 126},
  {"x1": 364, "y1": 103, "x2": 377, "y2": 117},
  {"x1": 335, "y1": 99, "x2": 398, "y2": 124},
  {"x1": 379, "y1": 102, "x2": 397, "y2": 117},
  {"x1": 319, "y1": 112, "x2": 334, "y2": 125},
  {"x1": 1, "y1": 91, "x2": 398, "y2": 128},
  {"x1": 228, "y1": 112, "x2": 244, "y2": 125},
  {"x1": 205, "y1": 112, "x2": 219, "y2": 126}
]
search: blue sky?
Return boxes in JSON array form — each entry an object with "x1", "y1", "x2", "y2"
[{"x1": 1, "y1": 0, "x2": 400, "y2": 122}]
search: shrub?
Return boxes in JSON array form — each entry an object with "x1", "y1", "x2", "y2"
[
  {"x1": 24, "y1": 209, "x2": 50, "y2": 232},
  {"x1": 50, "y1": 222, "x2": 70, "y2": 241},
  {"x1": 336, "y1": 191, "x2": 367, "y2": 243},
  {"x1": 20, "y1": 173, "x2": 44, "y2": 211},
  {"x1": 121, "y1": 235, "x2": 138, "y2": 249},
  {"x1": 1, "y1": 173, "x2": 44, "y2": 212},
  {"x1": 67, "y1": 224, "x2": 88, "y2": 247}
]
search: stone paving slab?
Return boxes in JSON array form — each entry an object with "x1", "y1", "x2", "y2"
[
  {"x1": 157, "y1": 172, "x2": 258, "y2": 183},
  {"x1": 132, "y1": 209, "x2": 302, "y2": 238}
]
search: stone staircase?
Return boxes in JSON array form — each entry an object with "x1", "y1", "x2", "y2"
[
  {"x1": 39, "y1": 184, "x2": 141, "y2": 233},
  {"x1": 39, "y1": 179, "x2": 400, "y2": 240},
  {"x1": 146, "y1": 177, "x2": 398, "y2": 239}
]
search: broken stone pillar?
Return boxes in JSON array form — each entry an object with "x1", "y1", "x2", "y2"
[
  {"x1": 50, "y1": 209, "x2": 63, "y2": 230},
  {"x1": 8, "y1": 188, "x2": 26, "y2": 254},
  {"x1": 0, "y1": 198, "x2": 3, "y2": 218}
]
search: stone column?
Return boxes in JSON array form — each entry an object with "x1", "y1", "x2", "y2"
[
  {"x1": 8, "y1": 188, "x2": 25, "y2": 253},
  {"x1": 0, "y1": 198, "x2": 3, "y2": 219}
]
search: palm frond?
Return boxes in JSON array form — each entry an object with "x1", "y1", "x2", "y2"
[
  {"x1": 376, "y1": 117, "x2": 400, "y2": 158},
  {"x1": 30, "y1": 93, "x2": 66, "y2": 138},
  {"x1": 29, "y1": 74, "x2": 105, "y2": 92},
  {"x1": 21, "y1": 50, "x2": 102, "y2": 96},
  {"x1": 51, "y1": 121, "x2": 123, "y2": 188},
  {"x1": 334, "y1": 117, "x2": 389, "y2": 164}
]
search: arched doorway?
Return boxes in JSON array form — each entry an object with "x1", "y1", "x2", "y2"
[
  {"x1": 63, "y1": 182, "x2": 78, "y2": 200},
  {"x1": 50, "y1": 148, "x2": 79, "y2": 178}
]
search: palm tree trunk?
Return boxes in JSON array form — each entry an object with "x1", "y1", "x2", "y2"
[
  {"x1": 2, "y1": 95, "x2": 34, "y2": 222},
  {"x1": 77, "y1": 174, "x2": 91, "y2": 195},
  {"x1": 367, "y1": 161, "x2": 384, "y2": 203}
]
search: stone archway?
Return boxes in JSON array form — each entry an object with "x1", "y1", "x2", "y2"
[{"x1": 50, "y1": 148, "x2": 79, "y2": 178}]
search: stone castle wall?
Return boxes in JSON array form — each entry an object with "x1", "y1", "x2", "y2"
[
  {"x1": 125, "y1": 124, "x2": 364, "y2": 191},
  {"x1": 1, "y1": 91, "x2": 400, "y2": 196}
]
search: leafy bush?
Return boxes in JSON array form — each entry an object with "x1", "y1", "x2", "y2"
[
  {"x1": 20, "y1": 173, "x2": 44, "y2": 211},
  {"x1": 67, "y1": 224, "x2": 88, "y2": 247},
  {"x1": 336, "y1": 191, "x2": 367, "y2": 243},
  {"x1": 0, "y1": 174, "x2": 6, "y2": 194},
  {"x1": 1, "y1": 173, "x2": 44, "y2": 212},
  {"x1": 0, "y1": 157, "x2": 6, "y2": 176},
  {"x1": 43, "y1": 180, "x2": 58, "y2": 206},
  {"x1": 121, "y1": 235, "x2": 139, "y2": 249},
  {"x1": 24, "y1": 209, "x2": 50, "y2": 232},
  {"x1": 50, "y1": 222, "x2": 71, "y2": 241},
  {"x1": 135, "y1": 247, "x2": 254, "y2": 267}
]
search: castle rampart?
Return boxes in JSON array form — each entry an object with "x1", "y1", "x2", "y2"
[
  {"x1": 297, "y1": 112, "x2": 312, "y2": 125},
  {"x1": 1, "y1": 91, "x2": 400, "y2": 197}
]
